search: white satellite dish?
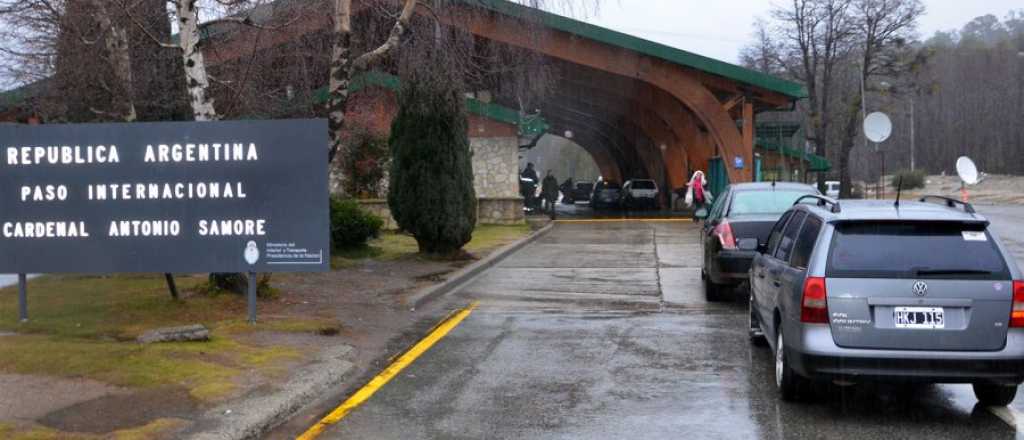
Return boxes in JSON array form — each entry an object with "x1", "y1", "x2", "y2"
[
  {"x1": 863, "y1": 112, "x2": 893, "y2": 143},
  {"x1": 956, "y1": 156, "x2": 979, "y2": 185}
]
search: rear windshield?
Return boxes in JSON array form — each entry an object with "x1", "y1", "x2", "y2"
[
  {"x1": 827, "y1": 222, "x2": 1009, "y2": 279},
  {"x1": 631, "y1": 181, "x2": 656, "y2": 190},
  {"x1": 729, "y1": 190, "x2": 815, "y2": 216}
]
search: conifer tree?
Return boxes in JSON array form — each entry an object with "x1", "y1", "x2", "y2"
[{"x1": 387, "y1": 69, "x2": 476, "y2": 255}]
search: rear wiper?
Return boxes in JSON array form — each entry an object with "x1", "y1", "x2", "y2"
[{"x1": 914, "y1": 269, "x2": 992, "y2": 276}]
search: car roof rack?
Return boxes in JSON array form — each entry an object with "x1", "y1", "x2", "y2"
[
  {"x1": 918, "y1": 195, "x2": 976, "y2": 214},
  {"x1": 793, "y1": 194, "x2": 841, "y2": 213}
]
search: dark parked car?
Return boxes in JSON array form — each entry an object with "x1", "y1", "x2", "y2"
[
  {"x1": 621, "y1": 179, "x2": 659, "y2": 209},
  {"x1": 590, "y1": 180, "x2": 622, "y2": 209},
  {"x1": 573, "y1": 181, "x2": 595, "y2": 203},
  {"x1": 698, "y1": 182, "x2": 819, "y2": 301},
  {"x1": 750, "y1": 196, "x2": 1024, "y2": 406}
]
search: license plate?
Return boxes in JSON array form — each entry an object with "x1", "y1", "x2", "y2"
[{"x1": 894, "y1": 307, "x2": 945, "y2": 329}]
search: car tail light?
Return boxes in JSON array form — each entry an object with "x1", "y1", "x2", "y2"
[
  {"x1": 1011, "y1": 281, "x2": 1024, "y2": 328},
  {"x1": 801, "y1": 277, "x2": 829, "y2": 324},
  {"x1": 713, "y1": 220, "x2": 736, "y2": 250}
]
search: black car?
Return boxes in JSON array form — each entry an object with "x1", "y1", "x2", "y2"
[
  {"x1": 573, "y1": 181, "x2": 595, "y2": 202},
  {"x1": 698, "y1": 182, "x2": 819, "y2": 301},
  {"x1": 590, "y1": 180, "x2": 622, "y2": 209}
]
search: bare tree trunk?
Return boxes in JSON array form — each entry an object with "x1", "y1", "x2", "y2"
[
  {"x1": 327, "y1": 0, "x2": 417, "y2": 164},
  {"x1": 176, "y1": 0, "x2": 218, "y2": 121},
  {"x1": 327, "y1": 0, "x2": 353, "y2": 164},
  {"x1": 837, "y1": 93, "x2": 862, "y2": 198},
  {"x1": 88, "y1": 0, "x2": 137, "y2": 122}
]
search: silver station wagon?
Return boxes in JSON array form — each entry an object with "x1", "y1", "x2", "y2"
[{"x1": 749, "y1": 195, "x2": 1024, "y2": 405}]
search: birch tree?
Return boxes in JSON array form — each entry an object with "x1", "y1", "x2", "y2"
[
  {"x1": 327, "y1": 0, "x2": 417, "y2": 164},
  {"x1": 174, "y1": 0, "x2": 220, "y2": 120}
]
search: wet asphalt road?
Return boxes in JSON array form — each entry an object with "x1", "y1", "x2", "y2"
[{"x1": 314, "y1": 206, "x2": 1024, "y2": 440}]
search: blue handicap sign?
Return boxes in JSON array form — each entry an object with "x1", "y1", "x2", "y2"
[{"x1": 733, "y1": 155, "x2": 745, "y2": 169}]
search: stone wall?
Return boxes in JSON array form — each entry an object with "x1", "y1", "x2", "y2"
[
  {"x1": 471, "y1": 137, "x2": 520, "y2": 198},
  {"x1": 477, "y1": 197, "x2": 525, "y2": 225}
]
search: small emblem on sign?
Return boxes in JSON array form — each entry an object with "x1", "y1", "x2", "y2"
[
  {"x1": 244, "y1": 241, "x2": 260, "y2": 265},
  {"x1": 912, "y1": 281, "x2": 928, "y2": 297}
]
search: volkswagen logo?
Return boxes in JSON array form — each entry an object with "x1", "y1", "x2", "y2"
[{"x1": 912, "y1": 281, "x2": 929, "y2": 297}]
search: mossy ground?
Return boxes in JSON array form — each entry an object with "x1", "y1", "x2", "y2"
[
  {"x1": 0, "y1": 418, "x2": 186, "y2": 440},
  {"x1": 0, "y1": 274, "x2": 339, "y2": 437},
  {"x1": 332, "y1": 223, "x2": 531, "y2": 268}
]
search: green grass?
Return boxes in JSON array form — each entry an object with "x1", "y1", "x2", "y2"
[
  {"x1": 332, "y1": 223, "x2": 531, "y2": 268},
  {"x1": 464, "y1": 224, "x2": 532, "y2": 253},
  {"x1": 0, "y1": 274, "x2": 334, "y2": 403}
]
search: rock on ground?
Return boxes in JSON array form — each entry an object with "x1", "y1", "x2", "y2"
[{"x1": 137, "y1": 325, "x2": 210, "y2": 344}]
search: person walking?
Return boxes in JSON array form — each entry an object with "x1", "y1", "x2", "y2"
[
  {"x1": 541, "y1": 170, "x2": 560, "y2": 218},
  {"x1": 685, "y1": 170, "x2": 712, "y2": 221},
  {"x1": 520, "y1": 163, "x2": 540, "y2": 212}
]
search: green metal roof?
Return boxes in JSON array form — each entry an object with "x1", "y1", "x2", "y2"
[
  {"x1": 468, "y1": 0, "x2": 807, "y2": 99},
  {"x1": 756, "y1": 121, "x2": 803, "y2": 140},
  {"x1": 312, "y1": 71, "x2": 550, "y2": 136},
  {"x1": 757, "y1": 139, "x2": 831, "y2": 172}
]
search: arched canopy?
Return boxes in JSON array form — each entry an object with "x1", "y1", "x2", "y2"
[{"x1": 205, "y1": 0, "x2": 806, "y2": 189}]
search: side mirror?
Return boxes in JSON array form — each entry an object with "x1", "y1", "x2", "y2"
[
  {"x1": 694, "y1": 208, "x2": 709, "y2": 220},
  {"x1": 738, "y1": 238, "x2": 759, "y2": 252}
]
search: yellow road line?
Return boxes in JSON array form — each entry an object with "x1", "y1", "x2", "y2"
[
  {"x1": 555, "y1": 218, "x2": 692, "y2": 223},
  {"x1": 296, "y1": 302, "x2": 479, "y2": 440}
]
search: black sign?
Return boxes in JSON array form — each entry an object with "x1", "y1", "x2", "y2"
[{"x1": 0, "y1": 119, "x2": 330, "y2": 273}]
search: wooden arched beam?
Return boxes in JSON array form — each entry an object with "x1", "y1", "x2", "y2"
[
  {"x1": 448, "y1": 9, "x2": 751, "y2": 182},
  {"x1": 552, "y1": 85, "x2": 673, "y2": 183},
  {"x1": 546, "y1": 119, "x2": 623, "y2": 183},
  {"x1": 554, "y1": 65, "x2": 702, "y2": 189},
  {"x1": 541, "y1": 102, "x2": 641, "y2": 176},
  {"x1": 542, "y1": 94, "x2": 660, "y2": 180}
]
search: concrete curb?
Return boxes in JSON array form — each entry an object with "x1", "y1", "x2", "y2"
[
  {"x1": 407, "y1": 221, "x2": 555, "y2": 309},
  {"x1": 185, "y1": 345, "x2": 355, "y2": 440}
]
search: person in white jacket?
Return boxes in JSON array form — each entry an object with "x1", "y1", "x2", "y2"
[{"x1": 685, "y1": 170, "x2": 713, "y2": 220}]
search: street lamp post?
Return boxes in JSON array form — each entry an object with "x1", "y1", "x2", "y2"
[{"x1": 909, "y1": 96, "x2": 915, "y2": 172}]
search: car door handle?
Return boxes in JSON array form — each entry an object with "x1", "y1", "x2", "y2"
[{"x1": 772, "y1": 280, "x2": 782, "y2": 287}]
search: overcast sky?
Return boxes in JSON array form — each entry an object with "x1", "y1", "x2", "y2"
[{"x1": 583, "y1": 0, "x2": 1022, "y2": 64}]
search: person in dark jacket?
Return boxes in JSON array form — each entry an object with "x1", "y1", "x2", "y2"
[
  {"x1": 560, "y1": 178, "x2": 575, "y2": 204},
  {"x1": 541, "y1": 171, "x2": 560, "y2": 214},
  {"x1": 521, "y1": 163, "x2": 539, "y2": 182},
  {"x1": 520, "y1": 163, "x2": 540, "y2": 212}
]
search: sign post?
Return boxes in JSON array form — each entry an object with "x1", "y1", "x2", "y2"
[
  {"x1": 17, "y1": 273, "x2": 27, "y2": 323},
  {"x1": 248, "y1": 272, "x2": 257, "y2": 324},
  {"x1": 0, "y1": 119, "x2": 330, "y2": 322}
]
